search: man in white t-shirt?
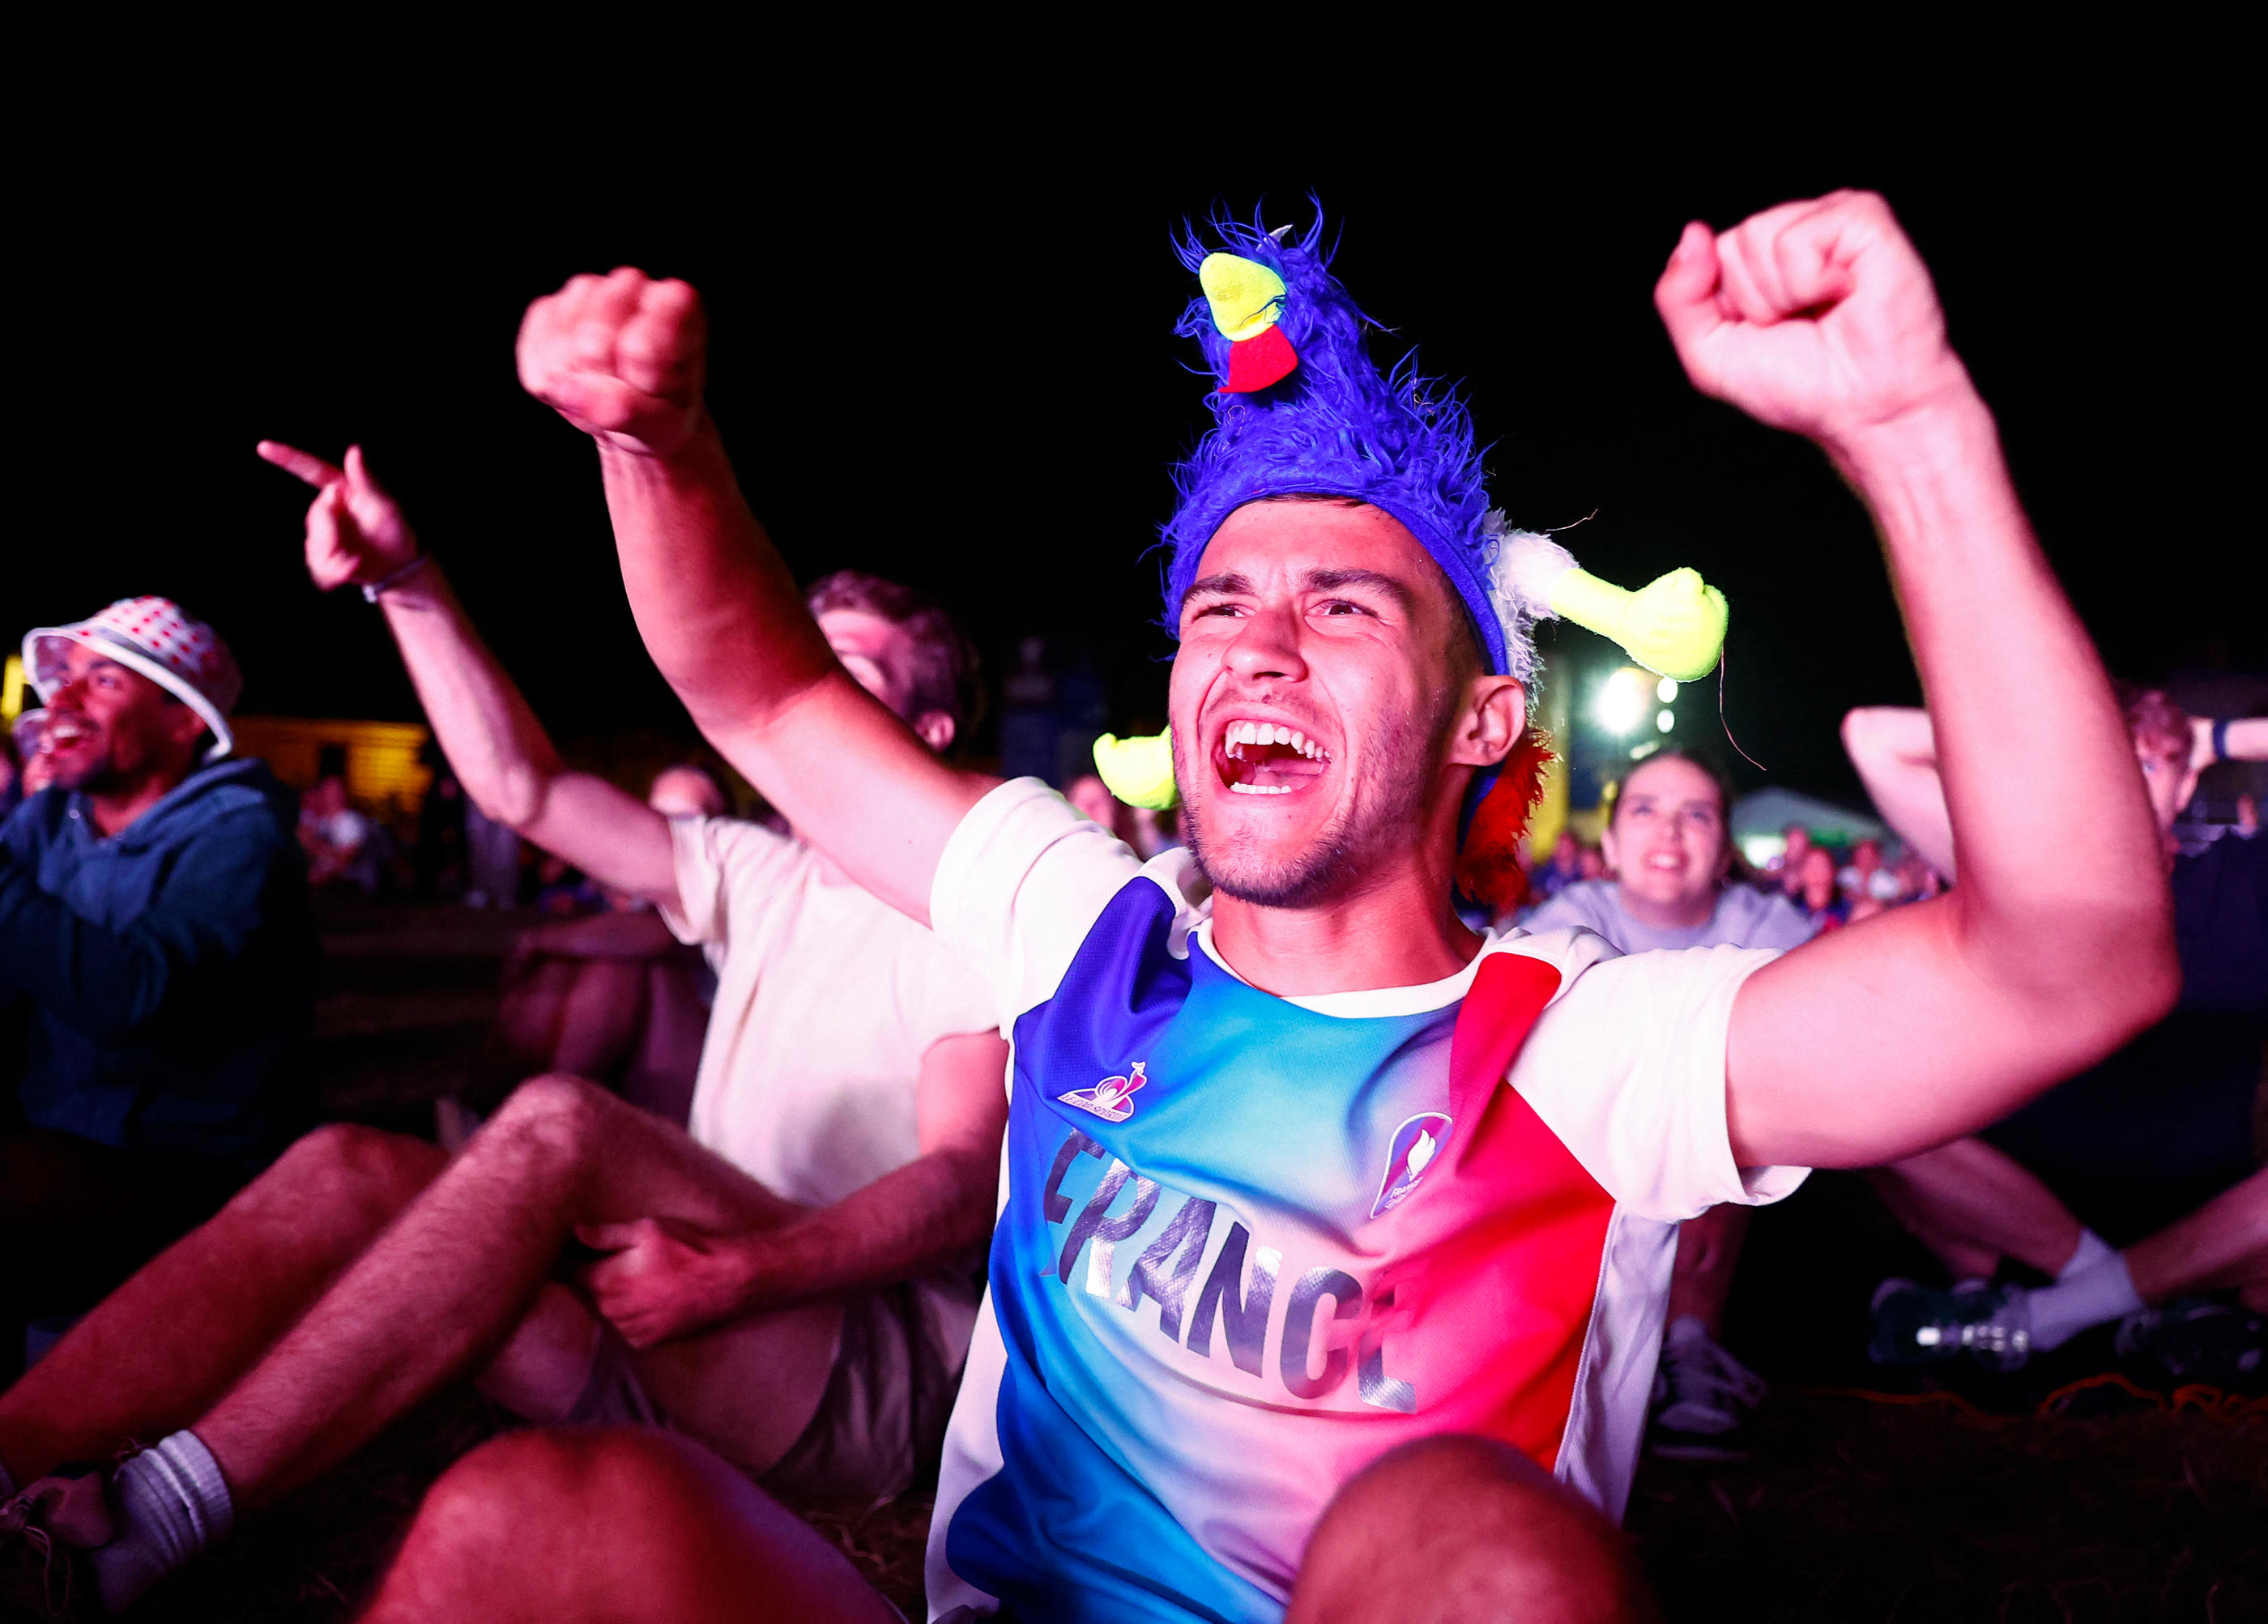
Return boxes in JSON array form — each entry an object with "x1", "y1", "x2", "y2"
[
  {"x1": 11, "y1": 195, "x2": 2181, "y2": 1622},
  {"x1": 0, "y1": 454, "x2": 1008, "y2": 1613}
]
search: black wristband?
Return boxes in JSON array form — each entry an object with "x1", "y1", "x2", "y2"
[{"x1": 2211, "y1": 717, "x2": 2231, "y2": 765}]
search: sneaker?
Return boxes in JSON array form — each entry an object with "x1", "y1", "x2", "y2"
[
  {"x1": 1648, "y1": 1315, "x2": 1767, "y2": 1461},
  {"x1": 0, "y1": 1466, "x2": 114, "y2": 1619},
  {"x1": 2116, "y1": 1298, "x2": 2266, "y2": 1388},
  {"x1": 1869, "y1": 1277, "x2": 2033, "y2": 1371}
]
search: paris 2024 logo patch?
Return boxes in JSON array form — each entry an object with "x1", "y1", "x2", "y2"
[{"x1": 1059, "y1": 1060, "x2": 1149, "y2": 1123}]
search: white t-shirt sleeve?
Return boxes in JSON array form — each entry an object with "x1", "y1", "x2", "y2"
[
  {"x1": 930, "y1": 777, "x2": 1148, "y2": 1032},
  {"x1": 1511, "y1": 939, "x2": 1807, "y2": 1221},
  {"x1": 658, "y1": 816, "x2": 802, "y2": 948}
]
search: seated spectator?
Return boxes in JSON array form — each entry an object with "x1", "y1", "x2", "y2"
[
  {"x1": 1064, "y1": 770, "x2": 1179, "y2": 860},
  {"x1": 1, "y1": 599, "x2": 316, "y2": 1359},
  {"x1": 489, "y1": 765, "x2": 730, "y2": 1127},
  {"x1": 296, "y1": 774, "x2": 382, "y2": 893},
  {"x1": 531, "y1": 851, "x2": 606, "y2": 917},
  {"x1": 1528, "y1": 829, "x2": 1586, "y2": 903},
  {"x1": 1794, "y1": 844, "x2": 1848, "y2": 931},
  {"x1": 11, "y1": 710, "x2": 56, "y2": 803},
  {"x1": 1763, "y1": 819, "x2": 1812, "y2": 897},
  {"x1": 1522, "y1": 748, "x2": 1818, "y2": 1460},
  {"x1": 0, "y1": 445, "x2": 1017, "y2": 1615},
  {"x1": 1837, "y1": 836, "x2": 1904, "y2": 906},
  {"x1": 1848, "y1": 696, "x2": 2268, "y2": 1378}
]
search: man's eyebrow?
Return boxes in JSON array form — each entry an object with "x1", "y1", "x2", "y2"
[
  {"x1": 1301, "y1": 567, "x2": 1414, "y2": 612},
  {"x1": 1183, "y1": 572, "x2": 1254, "y2": 602}
]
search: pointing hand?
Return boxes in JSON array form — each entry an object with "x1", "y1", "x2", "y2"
[{"x1": 257, "y1": 441, "x2": 419, "y2": 592}]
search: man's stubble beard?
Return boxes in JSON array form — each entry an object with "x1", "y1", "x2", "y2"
[{"x1": 1184, "y1": 697, "x2": 1447, "y2": 910}]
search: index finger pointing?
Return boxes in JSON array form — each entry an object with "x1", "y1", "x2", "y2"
[{"x1": 257, "y1": 440, "x2": 344, "y2": 488}]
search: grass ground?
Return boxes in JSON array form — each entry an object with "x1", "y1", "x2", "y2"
[{"x1": 83, "y1": 902, "x2": 2268, "y2": 1619}]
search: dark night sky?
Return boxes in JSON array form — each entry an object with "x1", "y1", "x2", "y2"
[{"x1": 12, "y1": 36, "x2": 2259, "y2": 804}]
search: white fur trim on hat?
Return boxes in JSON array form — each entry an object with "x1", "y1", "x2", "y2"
[{"x1": 1479, "y1": 511, "x2": 1575, "y2": 691}]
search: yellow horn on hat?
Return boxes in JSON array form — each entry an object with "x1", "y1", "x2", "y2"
[
  {"x1": 1550, "y1": 567, "x2": 1728, "y2": 684},
  {"x1": 1094, "y1": 730, "x2": 1179, "y2": 810}
]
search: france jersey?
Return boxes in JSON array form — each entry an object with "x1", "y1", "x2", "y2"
[{"x1": 925, "y1": 781, "x2": 1805, "y2": 1623}]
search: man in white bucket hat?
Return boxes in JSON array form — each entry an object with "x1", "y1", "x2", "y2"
[{"x1": 2, "y1": 596, "x2": 315, "y2": 1380}]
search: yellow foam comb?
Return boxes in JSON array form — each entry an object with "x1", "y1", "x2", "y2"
[{"x1": 1198, "y1": 254, "x2": 1286, "y2": 341}]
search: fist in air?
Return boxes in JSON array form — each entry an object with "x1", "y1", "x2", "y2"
[
  {"x1": 1655, "y1": 190, "x2": 1972, "y2": 447},
  {"x1": 257, "y1": 441, "x2": 419, "y2": 592},
  {"x1": 518, "y1": 268, "x2": 708, "y2": 457}
]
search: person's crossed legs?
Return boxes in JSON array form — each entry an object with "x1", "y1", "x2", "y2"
[
  {"x1": 361, "y1": 1427, "x2": 1652, "y2": 1624},
  {"x1": 1, "y1": 1075, "x2": 840, "y2": 1607},
  {"x1": 1869, "y1": 1136, "x2": 2268, "y2": 1367}
]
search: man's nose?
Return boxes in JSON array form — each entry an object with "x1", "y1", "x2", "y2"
[{"x1": 1222, "y1": 603, "x2": 1307, "y2": 684}]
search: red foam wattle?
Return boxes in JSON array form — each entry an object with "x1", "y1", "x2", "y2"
[{"x1": 1223, "y1": 325, "x2": 1298, "y2": 393}]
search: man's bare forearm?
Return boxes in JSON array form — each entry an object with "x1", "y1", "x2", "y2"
[
  {"x1": 722, "y1": 1146, "x2": 995, "y2": 1313},
  {"x1": 379, "y1": 565, "x2": 676, "y2": 902},
  {"x1": 597, "y1": 429, "x2": 839, "y2": 747}
]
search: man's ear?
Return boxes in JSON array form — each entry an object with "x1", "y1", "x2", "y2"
[
  {"x1": 1447, "y1": 676, "x2": 1526, "y2": 768},
  {"x1": 912, "y1": 710, "x2": 957, "y2": 755},
  {"x1": 160, "y1": 700, "x2": 212, "y2": 755}
]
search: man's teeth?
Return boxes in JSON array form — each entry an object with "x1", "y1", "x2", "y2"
[
  {"x1": 1228, "y1": 782, "x2": 1294, "y2": 795},
  {"x1": 1221, "y1": 721, "x2": 1326, "y2": 761}
]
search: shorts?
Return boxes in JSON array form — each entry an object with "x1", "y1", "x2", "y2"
[{"x1": 574, "y1": 1280, "x2": 968, "y2": 1504}]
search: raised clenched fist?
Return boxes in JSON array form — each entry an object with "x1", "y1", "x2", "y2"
[
  {"x1": 517, "y1": 267, "x2": 708, "y2": 457},
  {"x1": 258, "y1": 441, "x2": 420, "y2": 592},
  {"x1": 1654, "y1": 190, "x2": 1972, "y2": 449}
]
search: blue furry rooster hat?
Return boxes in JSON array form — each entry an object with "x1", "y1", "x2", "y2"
[
  {"x1": 1103, "y1": 207, "x2": 1727, "y2": 906},
  {"x1": 1162, "y1": 211, "x2": 1545, "y2": 688}
]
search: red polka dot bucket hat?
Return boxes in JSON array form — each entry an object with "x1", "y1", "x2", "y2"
[{"x1": 23, "y1": 597, "x2": 243, "y2": 761}]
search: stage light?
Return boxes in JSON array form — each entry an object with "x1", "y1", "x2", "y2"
[
  {"x1": 1656, "y1": 709, "x2": 1675, "y2": 733},
  {"x1": 1656, "y1": 676, "x2": 1678, "y2": 704},
  {"x1": 1592, "y1": 667, "x2": 1652, "y2": 735}
]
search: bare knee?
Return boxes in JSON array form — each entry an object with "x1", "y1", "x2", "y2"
[
  {"x1": 258, "y1": 1124, "x2": 443, "y2": 1233},
  {"x1": 484, "y1": 1072, "x2": 619, "y2": 1168},
  {"x1": 369, "y1": 1429, "x2": 895, "y2": 1624},
  {"x1": 1290, "y1": 1436, "x2": 1656, "y2": 1624}
]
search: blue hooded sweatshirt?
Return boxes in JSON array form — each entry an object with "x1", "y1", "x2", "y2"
[{"x1": 1, "y1": 757, "x2": 316, "y2": 1165}]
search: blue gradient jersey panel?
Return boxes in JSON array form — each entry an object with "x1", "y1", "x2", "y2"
[{"x1": 923, "y1": 780, "x2": 1803, "y2": 1623}]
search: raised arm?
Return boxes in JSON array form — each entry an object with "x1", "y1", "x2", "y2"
[
  {"x1": 2190, "y1": 714, "x2": 2268, "y2": 773},
  {"x1": 1656, "y1": 194, "x2": 2178, "y2": 1169},
  {"x1": 1841, "y1": 705, "x2": 1955, "y2": 880},
  {"x1": 515, "y1": 271, "x2": 992, "y2": 924},
  {"x1": 257, "y1": 441, "x2": 678, "y2": 907}
]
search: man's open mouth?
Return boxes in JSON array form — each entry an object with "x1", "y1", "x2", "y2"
[
  {"x1": 43, "y1": 716, "x2": 96, "y2": 753},
  {"x1": 1214, "y1": 718, "x2": 1332, "y2": 796}
]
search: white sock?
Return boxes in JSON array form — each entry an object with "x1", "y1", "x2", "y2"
[
  {"x1": 2026, "y1": 1252, "x2": 2144, "y2": 1351},
  {"x1": 92, "y1": 1430, "x2": 234, "y2": 1613},
  {"x1": 2057, "y1": 1229, "x2": 2118, "y2": 1281}
]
